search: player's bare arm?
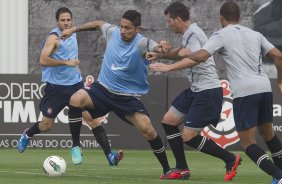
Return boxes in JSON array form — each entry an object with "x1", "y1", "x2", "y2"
[
  {"x1": 40, "y1": 35, "x2": 79, "y2": 67},
  {"x1": 150, "y1": 57, "x2": 197, "y2": 73},
  {"x1": 267, "y1": 47, "x2": 282, "y2": 94},
  {"x1": 149, "y1": 49, "x2": 208, "y2": 72},
  {"x1": 60, "y1": 21, "x2": 105, "y2": 40},
  {"x1": 187, "y1": 49, "x2": 211, "y2": 63}
]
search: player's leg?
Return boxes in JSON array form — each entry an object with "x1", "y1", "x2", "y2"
[
  {"x1": 69, "y1": 89, "x2": 94, "y2": 164},
  {"x1": 82, "y1": 112, "x2": 124, "y2": 166},
  {"x1": 258, "y1": 116, "x2": 282, "y2": 184},
  {"x1": 238, "y1": 127, "x2": 282, "y2": 182},
  {"x1": 126, "y1": 112, "x2": 171, "y2": 178},
  {"x1": 257, "y1": 92, "x2": 282, "y2": 171},
  {"x1": 183, "y1": 87, "x2": 240, "y2": 181},
  {"x1": 18, "y1": 83, "x2": 64, "y2": 153},
  {"x1": 182, "y1": 127, "x2": 240, "y2": 181},
  {"x1": 18, "y1": 116, "x2": 55, "y2": 153},
  {"x1": 161, "y1": 89, "x2": 191, "y2": 173},
  {"x1": 260, "y1": 123, "x2": 282, "y2": 170},
  {"x1": 162, "y1": 108, "x2": 190, "y2": 176},
  {"x1": 234, "y1": 93, "x2": 282, "y2": 183}
]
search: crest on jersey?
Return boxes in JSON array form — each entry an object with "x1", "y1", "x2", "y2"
[
  {"x1": 82, "y1": 75, "x2": 109, "y2": 130},
  {"x1": 201, "y1": 80, "x2": 240, "y2": 148},
  {"x1": 47, "y1": 107, "x2": 53, "y2": 115}
]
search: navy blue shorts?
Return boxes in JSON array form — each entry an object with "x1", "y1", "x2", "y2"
[
  {"x1": 84, "y1": 82, "x2": 149, "y2": 124},
  {"x1": 233, "y1": 92, "x2": 273, "y2": 131},
  {"x1": 172, "y1": 87, "x2": 223, "y2": 129},
  {"x1": 40, "y1": 82, "x2": 84, "y2": 118}
]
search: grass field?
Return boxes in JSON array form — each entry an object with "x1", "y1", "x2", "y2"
[{"x1": 0, "y1": 149, "x2": 271, "y2": 184}]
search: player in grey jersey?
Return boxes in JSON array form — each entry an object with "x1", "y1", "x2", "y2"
[
  {"x1": 172, "y1": 2, "x2": 282, "y2": 184},
  {"x1": 147, "y1": 2, "x2": 241, "y2": 181}
]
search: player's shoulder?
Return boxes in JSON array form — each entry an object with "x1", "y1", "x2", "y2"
[{"x1": 46, "y1": 34, "x2": 59, "y2": 43}]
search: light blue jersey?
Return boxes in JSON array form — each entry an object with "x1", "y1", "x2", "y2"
[
  {"x1": 98, "y1": 24, "x2": 157, "y2": 95},
  {"x1": 41, "y1": 28, "x2": 82, "y2": 85}
]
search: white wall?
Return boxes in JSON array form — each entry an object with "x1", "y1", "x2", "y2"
[{"x1": 0, "y1": 0, "x2": 28, "y2": 74}]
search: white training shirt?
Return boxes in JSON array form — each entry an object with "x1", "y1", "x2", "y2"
[
  {"x1": 182, "y1": 23, "x2": 221, "y2": 92},
  {"x1": 203, "y1": 24, "x2": 274, "y2": 98}
]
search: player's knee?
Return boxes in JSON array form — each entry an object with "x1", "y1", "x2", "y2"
[
  {"x1": 162, "y1": 113, "x2": 171, "y2": 123},
  {"x1": 162, "y1": 113, "x2": 181, "y2": 126},
  {"x1": 70, "y1": 93, "x2": 82, "y2": 107}
]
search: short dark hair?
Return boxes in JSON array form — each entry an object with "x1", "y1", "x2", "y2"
[
  {"x1": 220, "y1": 1, "x2": 240, "y2": 21},
  {"x1": 164, "y1": 2, "x2": 190, "y2": 21},
  {"x1": 55, "y1": 7, "x2": 72, "y2": 21},
  {"x1": 122, "y1": 10, "x2": 141, "y2": 27}
]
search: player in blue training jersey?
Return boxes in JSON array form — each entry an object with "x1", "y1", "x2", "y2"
[
  {"x1": 17, "y1": 7, "x2": 124, "y2": 167},
  {"x1": 147, "y1": 2, "x2": 241, "y2": 181},
  {"x1": 162, "y1": 2, "x2": 282, "y2": 184},
  {"x1": 60, "y1": 10, "x2": 175, "y2": 179}
]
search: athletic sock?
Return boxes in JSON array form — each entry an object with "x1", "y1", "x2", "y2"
[
  {"x1": 185, "y1": 135, "x2": 234, "y2": 164},
  {"x1": 92, "y1": 125, "x2": 111, "y2": 157},
  {"x1": 162, "y1": 123, "x2": 188, "y2": 169},
  {"x1": 148, "y1": 135, "x2": 170, "y2": 174},
  {"x1": 265, "y1": 135, "x2": 282, "y2": 170},
  {"x1": 26, "y1": 122, "x2": 41, "y2": 137},
  {"x1": 68, "y1": 105, "x2": 82, "y2": 147},
  {"x1": 246, "y1": 144, "x2": 282, "y2": 179}
]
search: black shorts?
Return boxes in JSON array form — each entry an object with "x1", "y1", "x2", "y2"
[
  {"x1": 40, "y1": 82, "x2": 84, "y2": 118},
  {"x1": 172, "y1": 87, "x2": 223, "y2": 129},
  {"x1": 84, "y1": 82, "x2": 149, "y2": 124},
  {"x1": 233, "y1": 92, "x2": 273, "y2": 131}
]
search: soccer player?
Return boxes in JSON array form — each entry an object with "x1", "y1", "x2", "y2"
[
  {"x1": 161, "y1": 2, "x2": 282, "y2": 184},
  {"x1": 59, "y1": 10, "x2": 173, "y2": 178},
  {"x1": 17, "y1": 7, "x2": 123, "y2": 167},
  {"x1": 147, "y1": 2, "x2": 241, "y2": 181}
]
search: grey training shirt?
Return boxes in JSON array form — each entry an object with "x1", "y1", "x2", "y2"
[
  {"x1": 182, "y1": 23, "x2": 221, "y2": 92},
  {"x1": 203, "y1": 24, "x2": 274, "y2": 98}
]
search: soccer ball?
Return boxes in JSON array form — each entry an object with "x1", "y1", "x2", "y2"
[{"x1": 43, "y1": 155, "x2": 66, "y2": 177}]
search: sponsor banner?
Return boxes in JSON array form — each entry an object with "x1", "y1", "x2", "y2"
[
  {"x1": 1, "y1": 74, "x2": 282, "y2": 150},
  {"x1": 0, "y1": 74, "x2": 167, "y2": 149}
]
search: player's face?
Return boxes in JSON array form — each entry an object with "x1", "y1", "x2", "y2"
[
  {"x1": 120, "y1": 18, "x2": 139, "y2": 42},
  {"x1": 57, "y1": 13, "x2": 72, "y2": 31},
  {"x1": 166, "y1": 14, "x2": 181, "y2": 33}
]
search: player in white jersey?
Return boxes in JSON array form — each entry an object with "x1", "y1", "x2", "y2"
[
  {"x1": 60, "y1": 10, "x2": 177, "y2": 179},
  {"x1": 147, "y1": 2, "x2": 241, "y2": 181},
  {"x1": 169, "y1": 2, "x2": 282, "y2": 184}
]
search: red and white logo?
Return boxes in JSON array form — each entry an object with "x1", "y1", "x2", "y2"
[
  {"x1": 201, "y1": 80, "x2": 240, "y2": 148},
  {"x1": 84, "y1": 75, "x2": 95, "y2": 87}
]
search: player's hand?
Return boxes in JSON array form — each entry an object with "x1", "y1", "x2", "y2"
[
  {"x1": 149, "y1": 62, "x2": 171, "y2": 73},
  {"x1": 65, "y1": 59, "x2": 80, "y2": 66},
  {"x1": 146, "y1": 52, "x2": 161, "y2": 62},
  {"x1": 158, "y1": 40, "x2": 171, "y2": 53},
  {"x1": 59, "y1": 28, "x2": 74, "y2": 41}
]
